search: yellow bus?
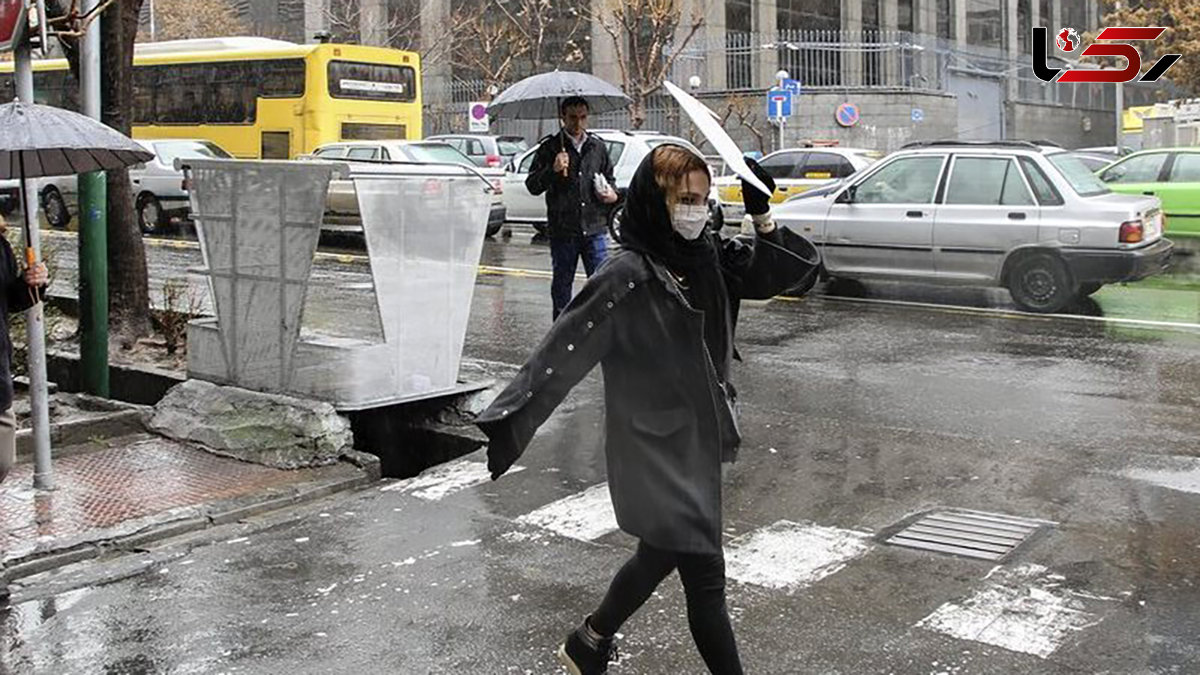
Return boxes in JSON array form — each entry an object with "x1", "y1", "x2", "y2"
[{"x1": 0, "y1": 37, "x2": 422, "y2": 159}]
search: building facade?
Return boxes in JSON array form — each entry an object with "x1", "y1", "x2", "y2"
[{"x1": 239, "y1": 0, "x2": 1161, "y2": 151}]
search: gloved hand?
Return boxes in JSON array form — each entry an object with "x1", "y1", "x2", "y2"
[{"x1": 741, "y1": 157, "x2": 776, "y2": 217}]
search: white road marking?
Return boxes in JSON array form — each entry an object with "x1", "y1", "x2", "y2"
[
  {"x1": 379, "y1": 459, "x2": 524, "y2": 500},
  {"x1": 724, "y1": 520, "x2": 873, "y2": 591},
  {"x1": 1124, "y1": 456, "x2": 1200, "y2": 495},
  {"x1": 918, "y1": 563, "x2": 1113, "y2": 659},
  {"x1": 516, "y1": 483, "x2": 619, "y2": 542}
]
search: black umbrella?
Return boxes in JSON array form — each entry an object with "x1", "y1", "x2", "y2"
[{"x1": 0, "y1": 99, "x2": 153, "y2": 266}]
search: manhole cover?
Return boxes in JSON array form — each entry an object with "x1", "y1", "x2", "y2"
[{"x1": 885, "y1": 509, "x2": 1053, "y2": 561}]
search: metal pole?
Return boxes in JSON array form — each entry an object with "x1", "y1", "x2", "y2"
[
  {"x1": 1115, "y1": 80, "x2": 1124, "y2": 152},
  {"x1": 148, "y1": 0, "x2": 156, "y2": 41},
  {"x1": 14, "y1": 43, "x2": 53, "y2": 491},
  {"x1": 79, "y1": 0, "x2": 109, "y2": 397},
  {"x1": 777, "y1": 73, "x2": 786, "y2": 151}
]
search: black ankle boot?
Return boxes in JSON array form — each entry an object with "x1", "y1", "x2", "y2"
[{"x1": 557, "y1": 618, "x2": 618, "y2": 675}]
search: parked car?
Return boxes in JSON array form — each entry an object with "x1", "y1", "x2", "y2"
[
  {"x1": 1068, "y1": 151, "x2": 1119, "y2": 173},
  {"x1": 772, "y1": 140, "x2": 1173, "y2": 313},
  {"x1": 502, "y1": 130, "x2": 722, "y2": 234},
  {"x1": 715, "y1": 146, "x2": 881, "y2": 223},
  {"x1": 426, "y1": 134, "x2": 530, "y2": 169},
  {"x1": 306, "y1": 140, "x2": 506, "y2": 237},
  {"x1": 1077, "y1": 145, "x2": 1136, "y2": 158},
  {"x1": 13, "y1": 138, "x2": 233, "y2": 233},
  {"x1": 0, "y1": 177, "x2": 61, "y2": 224},
  {"x1": 1096, "y1": 147, "x2": 1200, "y2": 237}
]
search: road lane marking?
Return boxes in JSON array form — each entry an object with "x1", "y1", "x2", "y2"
[
  {"x1": 917, "y1": 563, "x2": 1115, "y2": 659},
  {"x1": 379, "y1": 459, "x2": 524, "y2": 500},
  {"x1": 516, "y1": 483, "x2": 618, "y2": 542},
  {"x1": 724, "y1": 520, "x2": 872, "y2": 591}
]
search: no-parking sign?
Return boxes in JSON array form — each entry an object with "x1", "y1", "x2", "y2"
[
  {"x1": 468, "y1": 101, "x2": 489, "y2": 132},
  {"x1": 835, "y1": 102, "x2": 860, "y2": 127},
  {"x1": 0, "y1": 0, "x2": 27, "y2": 53}
]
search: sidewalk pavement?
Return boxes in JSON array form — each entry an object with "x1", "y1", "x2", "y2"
[{"x1": 0, "y1": 432, "x2": 378, "y2": 585}]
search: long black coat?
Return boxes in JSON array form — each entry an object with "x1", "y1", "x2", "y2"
[
  {"x1": 525, "y1": 131, "x2": 616, "y2": 239},
  {"x1": 476, "y1": 227, "x2": 818, "y2": 554}
]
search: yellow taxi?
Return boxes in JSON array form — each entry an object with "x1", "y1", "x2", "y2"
[{"x1": 716, "y1": 146, "x2": 881, "y2": 221}]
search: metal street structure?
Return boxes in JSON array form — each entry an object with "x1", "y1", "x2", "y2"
[{"x1": 79, "y1": 0, "x2": 107, "y2": 397}]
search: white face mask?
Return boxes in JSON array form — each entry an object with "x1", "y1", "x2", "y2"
[{"x1": 671, "y1": 204, "x2": 709, "y2": 240}]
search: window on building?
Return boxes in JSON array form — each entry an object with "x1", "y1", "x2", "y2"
[
  {"x1": 863, "y1": 0, "x2": 882, "y2": 86},
  {"x1": 966, "y1": 0, "x2": 1003, "y2": 51},
  {"x1": 898, "y1": 0, "x2": 914, "y2": 33},
  {"x1": 1017, "y1": 0, "x2": 1031, "y2": 53},
  {"x1": 938, "y1": 0, "x2": 955, "y2": 41},
  {"x1": 1060, "y1": 0, "x2": 1087, "y2": 31},
  {"x1": 778, "y1": 0, "x2": 842, "y2": 87},
  {"x1": 726, "y1": 0, "x2": 753, "y2": 90}
]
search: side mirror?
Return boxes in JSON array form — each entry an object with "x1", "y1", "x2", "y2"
[{"x1": 837, "y1": 184, "x2": 857, "y2": 204}]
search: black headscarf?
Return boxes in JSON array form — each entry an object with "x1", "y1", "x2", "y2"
[{"x1": 619, "y1": 146, "x2": 730, "y2": 380}]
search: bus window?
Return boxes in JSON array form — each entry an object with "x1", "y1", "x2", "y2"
[
  {"x1": 260, "y1": 59, "x2": 305, "y2": 98},
  {"x1": 328, "y1": 61, "x2": 416, "y2": 102},
  {"x1": 262, "y1": 131, "x2": 291, "y2": 159}
]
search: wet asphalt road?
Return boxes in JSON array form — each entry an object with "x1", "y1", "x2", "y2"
[{"x1": 6, "y1": 228, "x2": 1200, "y2": 674}]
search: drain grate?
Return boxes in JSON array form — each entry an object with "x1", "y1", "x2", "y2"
[{"x1": 885, "y1": 508, "x2": 1053, "y2": 561}]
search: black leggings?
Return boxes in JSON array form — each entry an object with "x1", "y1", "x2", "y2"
[{"x1": 590, "y1": 540, "x2": 743, "y2": 675}]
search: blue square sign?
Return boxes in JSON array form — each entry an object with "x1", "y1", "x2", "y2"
[{"x1": 767, "y1": 89, "x2": 792, "y2": 119}]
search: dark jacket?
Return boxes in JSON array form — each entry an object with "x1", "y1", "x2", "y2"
[
  {"x1": 476, "y1": 227, "x2": 818, "y2": 554},
  {"x1": 0, "y1": 237, "x2": 43, "y2": 411},
  {"x1": 525, "y1": 130, "x2": 617, "y2": 239}
]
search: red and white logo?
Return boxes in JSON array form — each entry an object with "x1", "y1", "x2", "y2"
[{"x1": 1056, "y1": 27, "x2": 1080, "y2": 53}]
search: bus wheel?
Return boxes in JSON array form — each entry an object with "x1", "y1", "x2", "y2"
[{"x1": 137, "y1": 193, "x2": 165, "y2": 234}]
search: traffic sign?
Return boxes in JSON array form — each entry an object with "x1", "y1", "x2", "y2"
[
  {"x1": 781, "y1": 78, "x2": 802, "y2": 94},
  {"x1": 911, "y1": 107, "x2": 924, "y2": 123},
  {"x1": 0, "y1": 0, "x2": 27, "y2": 53},
  {"x1": 835, "y1": 102, "x2": 861, "y2": 127},
  {"x1": 767, "y1": 88, "x2": 792, "y2": 119},
  {"x1": 468, "y1": 101, "x2": 490, "y2": 132}
]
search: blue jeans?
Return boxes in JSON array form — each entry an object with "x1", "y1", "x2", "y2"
[{"x1": 550, "y1": 233, "x2": 608, "y2": 320}]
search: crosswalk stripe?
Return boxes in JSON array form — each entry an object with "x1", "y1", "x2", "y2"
[
  {"x1": 917, "y1": 563, "x2": 1115, "y2": 659},
  {"x1": 516, "y1": 483, "x2": 619, "y2": 542},
  {"x1": 379, "y1": 459, "x2": 523, "y2": 501},
  {"x1": 724, "y1": 520, "x2": 873, "y2": 591}
]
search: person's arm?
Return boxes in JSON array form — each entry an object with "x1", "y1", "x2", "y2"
[
  {"x1": 525, "y1": 139, "x2": 564, "y2": 197},
  {"x1": 4, "y1": 241, "x2": 44, "y2": 313},
  {"x1": 475, "y1": 272, "x2": 635, "y2": 479},
  {"x1": 718, "y1": 159, "x2": 819, "y2": 300}
]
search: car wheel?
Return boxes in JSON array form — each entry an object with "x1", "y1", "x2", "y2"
[
  {"x1": 1078, "y1": 282, "x2": 1103, "y2": 296},
  {"x1": 42, "y1": 187, "x2": 69, "y2": 229},
  {"x1": 137, "y1": 193, "x2": 165, "y2": 234},
  {"x1": 1007, "y1": 252, "x2": 1077, "y2": 313},
  {"x1": 608, "y1": 206, "x2": 624, "y2": 243},
  {"x1": 485, "y1": 219, "x2": 503, "y2": 238}
]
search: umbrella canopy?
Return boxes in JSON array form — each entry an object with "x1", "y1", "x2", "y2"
[
  {"x1": 487, "y1": 71, "x2": 632, "y2": 120},
  {"x1": 0, "y1": 99, "x2": 154, "y2": 180}
]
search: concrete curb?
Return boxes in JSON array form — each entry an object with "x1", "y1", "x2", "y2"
[
  {"x1": 0, "y1": 453, "x2": 380, "y2": 585},
  {"x1": 14, "y1": 409, "x2": 147, "y2": 460}
]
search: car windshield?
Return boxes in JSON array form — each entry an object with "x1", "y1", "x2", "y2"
[
  {"x1": 406, "y1": 143, "x2": 473, "y2": 166},
  {"x1": 154, "y1": 141, "x2": 232, "y2": 165},
  {"x1": 497, "y1": 138, "x2": 528, "y2": 156},
  {"x1": 1047, "y1": 152, "x2": 1110, "y2": 197}
]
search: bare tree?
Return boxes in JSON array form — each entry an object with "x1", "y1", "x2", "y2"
[
  {"x1": 488, "y1": 0, "x2": 588, "y2": 74},
  {"x1": 321, "y1": 0, "x2": 456, "y2": 63},
  {"x1": 140, "y1": 0, "x2": 245, "y2": 41},
  {"x1": 592, "y1": 0, "x2": 703, "y2": 128},
  {"x1": 449, "y1": 8, "x2": 530, "y2": 94},
  {"x1": 722, "y1": 95, "x2": 767, "y2": 155}
]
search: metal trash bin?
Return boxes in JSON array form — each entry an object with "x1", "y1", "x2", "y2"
[{"x1": 183, "y1": 158, "x2": 493, "y2": 409}]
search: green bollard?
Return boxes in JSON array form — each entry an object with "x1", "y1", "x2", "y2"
[{"x1": 77, "y1": 171, "x2": 109, "y2": 397}]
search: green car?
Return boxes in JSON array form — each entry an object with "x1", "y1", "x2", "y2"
[{"x1": 1098, "y1": 147, "x2": 1200, "y2": 237}]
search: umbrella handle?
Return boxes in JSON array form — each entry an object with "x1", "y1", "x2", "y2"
[{"x1": 25, "y1": 247, "x2": 36, "y2": 267}]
